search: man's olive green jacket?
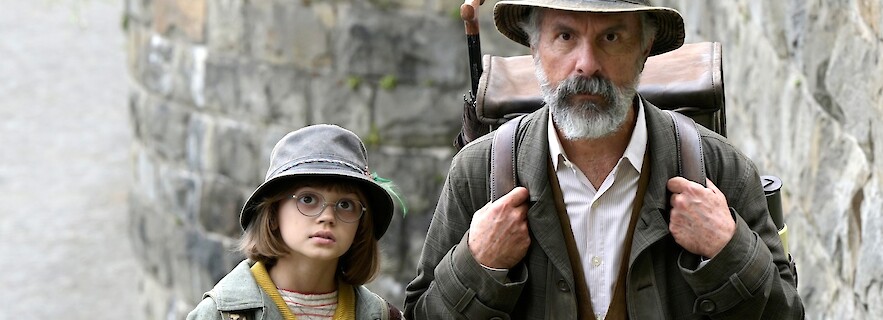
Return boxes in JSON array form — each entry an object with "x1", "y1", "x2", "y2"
[{"x1": 405, "y1": 102, "x2": 803, "y2": 319}]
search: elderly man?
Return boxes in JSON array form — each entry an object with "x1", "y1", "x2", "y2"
[{"x1": 405, "y1": 0, "x2": 803, "y2": 319}]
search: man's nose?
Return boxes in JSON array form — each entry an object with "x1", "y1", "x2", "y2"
[{"x1": 574, "y1": 43, "x2": 602, "y2": 76}]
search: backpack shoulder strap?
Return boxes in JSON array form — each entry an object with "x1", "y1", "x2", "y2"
[
  {"x1": 664, "y1": 110, "x2": 707, "y2": 187},
  {"x1": 490, "y1": 115, "x2": 525, "y2": 201},
  {"x1": 489, "y1": 111, "x2": 707, "y2": 200}
]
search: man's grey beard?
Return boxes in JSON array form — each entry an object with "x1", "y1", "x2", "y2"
[{"x1": 535, "y1": 56, "x2": 639, "y2": 140}]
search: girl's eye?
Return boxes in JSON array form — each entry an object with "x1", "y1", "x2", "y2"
[
  {"x1": 605, "y1": 33, "x2": 618, "y2": 42},
  {"x1": 298, "y1": 193, "x2": 318, "y2": 205},
  {"x1": 337, "y1": 199, "x2": 356, "y2": 211}
]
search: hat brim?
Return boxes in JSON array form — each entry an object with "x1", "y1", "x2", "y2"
[
  {"x1": 239, "y1": 168, "x2": 395, "y2": 240},
  {"x1": 494, "y1": 1, "x2": 685, "y2": 56}
]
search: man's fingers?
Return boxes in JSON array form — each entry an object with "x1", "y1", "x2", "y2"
[
  {"x1": 498, "y1": 186, "x2": 530, "y2": 207},
  {"x1": 666, "y1": 176, "x2": 691, "y2": 193},
  {"x1": 667, "y1": 176, "x2": 713, "y2": 194},
  {"x1": 706, "y1": 178, "x2": 721, "y2": 194},
  {"x1": 470, "y1": 187, "x2": 531, "y2": 268}
]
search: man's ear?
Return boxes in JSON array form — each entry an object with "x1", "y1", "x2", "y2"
[
  {"x1": 642, "y1": 38, "x2": 654, "y2": 58},
  {"x1": 638, "y1": 39, "x2": 654, "y2": 72}
]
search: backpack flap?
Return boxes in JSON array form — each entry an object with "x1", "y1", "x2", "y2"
[
  {"x1": 476, "y1": 54, "x2": 543, "y2": 126},
  {"x1": 475, "y1": 42, "x2": 726, "y2": 136},
  {"x1": 640, "y1": 42, "x2": 726, "y2": 136}
]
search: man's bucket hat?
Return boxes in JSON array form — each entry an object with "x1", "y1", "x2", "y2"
[
  {"x1": 239, "y1": 124, "x2": 395, "y2": 239},
  {"x1": 494, "y1": 0, "x2": 686, "y2": 56}
]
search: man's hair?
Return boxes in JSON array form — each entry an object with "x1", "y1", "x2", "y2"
[
  {"x1": 519, "y1": 9, "x2": 659, "y2": 52},
  {"x1": 238, "y1": 178, "x2": 380, "y2": 286}
]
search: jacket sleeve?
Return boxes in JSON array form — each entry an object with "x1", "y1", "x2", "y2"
[
  {"x1": 679, "y1": 136, "x2": 804, "y2": 319},
  {"x1": 404, "y1": 150, "x2": 527, "y2": 319},
  {"x1": 186, "y1": 297, "x2": 223, "y2": 320}
]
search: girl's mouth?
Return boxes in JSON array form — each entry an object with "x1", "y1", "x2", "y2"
[{"x1": 310, "y1": 231, "x2": 336, "y2": 242}]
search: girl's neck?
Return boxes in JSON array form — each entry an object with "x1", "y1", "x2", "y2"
[{"x1": 268, "y1": 256, "x2": 339, "y2": 294}]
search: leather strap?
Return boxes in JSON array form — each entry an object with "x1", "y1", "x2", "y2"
[
  {"x1": 490, "y1": 114, "x2": 525, "y2": 201},
  {"x1": 490, "y1": 111, "x2": 706, "y2": 197},
  {"x1": 665, "y1": 110, "x2": 707, "y2": 187}
]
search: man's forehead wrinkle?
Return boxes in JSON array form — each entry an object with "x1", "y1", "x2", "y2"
[{"x1": 543, "y1": 12, "x2": 634, "y2": 34}]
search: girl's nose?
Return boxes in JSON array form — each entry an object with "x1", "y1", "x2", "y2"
[{"x1": 316, "y1": 204, "x2": 336, "y2": 224}]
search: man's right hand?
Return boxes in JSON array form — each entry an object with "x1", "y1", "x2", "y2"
[{"x1": 467, "y1": 187, "x2": 531, "y2": 269}]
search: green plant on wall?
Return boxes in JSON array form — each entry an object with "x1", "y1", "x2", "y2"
[
  {"x1": 346, "y1": 75, "x2": 363, "y2": 90},
  {"x1": 379, "y1": 74, "x2": 398, "y2": 91},
  {"x1": 365, "y1": 124, "x2": 382, "y2": 146}
]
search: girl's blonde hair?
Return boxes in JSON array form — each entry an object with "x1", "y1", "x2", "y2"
[{"x1": 238, "y1": 178, "x2": 380, "y2": 285}]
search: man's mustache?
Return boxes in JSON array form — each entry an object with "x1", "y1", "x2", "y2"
[{"x1": 556, "y1": 75, "x2": 617, "y2": 104}]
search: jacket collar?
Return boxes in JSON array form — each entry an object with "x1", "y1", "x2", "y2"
[
  {"x1": 205, "y1": 260, "x2": 269, "y2": 312},
  {"x1": 205, "y1": 260, "x2": 389, "y2": 319}
]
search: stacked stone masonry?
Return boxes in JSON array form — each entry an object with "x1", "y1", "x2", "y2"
[{"x1": 125, "y1": 0, "x2": 883, "y2": 319}]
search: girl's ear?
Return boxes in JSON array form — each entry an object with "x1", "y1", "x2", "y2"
[{"x1": 269, "y1": 213, "x2": 279, "y2": 231}]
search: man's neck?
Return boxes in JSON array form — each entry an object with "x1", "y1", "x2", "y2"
[{"x1": 557, "y1": 104, "x2": 638, "y2": 189}]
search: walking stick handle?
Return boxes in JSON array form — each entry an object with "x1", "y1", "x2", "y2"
[{"x1": 461, "y1": 0, "x2": 484, "y2": 35}]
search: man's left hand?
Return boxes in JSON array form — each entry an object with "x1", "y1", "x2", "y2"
[{"x1": 667, "y1": 177, "x2": 735, "y2": 259}]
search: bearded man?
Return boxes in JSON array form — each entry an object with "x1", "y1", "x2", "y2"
[{"x1": 405, "y1": 0, "x2": 803, "y2": 319}]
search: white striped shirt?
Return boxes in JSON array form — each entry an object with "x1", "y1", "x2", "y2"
[
  {"x1": 547, "y1": 101, "x2": 647, "y2": 319},
  {"x1": 279, "y1": 288, "x2": 338, "y2": 320}
]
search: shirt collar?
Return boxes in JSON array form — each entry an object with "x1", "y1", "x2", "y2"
[{"x1": 547, "y1": 98, "x2": 648, "y2": 173}]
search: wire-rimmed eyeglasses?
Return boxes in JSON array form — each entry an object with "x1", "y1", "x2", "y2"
[{"x1": 290, "y1": 191, "x2": 365, "y2": 223}]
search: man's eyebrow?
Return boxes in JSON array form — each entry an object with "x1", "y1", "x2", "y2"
[
  {"x1": 546, "y1": 21, "x2": 630, "y2": 34},
  {"x1": 601, "y1": 23, "x2": 629, "y2": 34},
  {"x1": 548, "y1": 21, "x2": 577, "y2": 33}
]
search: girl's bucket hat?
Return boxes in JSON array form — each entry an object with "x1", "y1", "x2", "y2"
[{"x1": 240, "y1": 124, "x2": 395, "y2": 239}]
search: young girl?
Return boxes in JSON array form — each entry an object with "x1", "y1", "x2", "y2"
[{"x1": 187, "y1": 124, "x2": 404, "y2": 320}]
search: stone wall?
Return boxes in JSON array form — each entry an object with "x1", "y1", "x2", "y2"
[
  {"x1": 124, "y1": 0, "x2": 882, "y2": 319},
  {"x1": 655, "y1": 1, "x2": 883, "y2": 318}
]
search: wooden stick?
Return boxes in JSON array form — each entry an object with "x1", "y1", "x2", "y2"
[{"x1": 460, "y1": 0, "x2": 484, "y2": 35}]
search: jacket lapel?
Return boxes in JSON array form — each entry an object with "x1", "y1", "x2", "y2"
[
  {"x1": 630, "y1": 99, "x2": 681, "y2": 264},
  {"x1": 516, "y1": 107, "x2": 576, "y2": 284},
  {"x1": 208, "y1": 260, "x2": 269, "y2": 312}
]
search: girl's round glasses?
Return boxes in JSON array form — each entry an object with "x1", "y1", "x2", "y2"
[{"x1": 291, "y1": 191, "x2": 365, "y2": 223}]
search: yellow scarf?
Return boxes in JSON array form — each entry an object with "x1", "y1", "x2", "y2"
[{"x1": 251, "y1": 261, "x2": 356, "y2": 320}]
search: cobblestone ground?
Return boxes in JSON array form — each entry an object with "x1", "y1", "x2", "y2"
[{"x1": 0, "y1": 1, "x2": 143, "y2": 319}]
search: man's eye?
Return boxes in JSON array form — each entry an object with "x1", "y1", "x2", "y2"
[
  {"x1": 605, "y1": 33, "x2": 618, "y2": 42},
  {"x1": 559, "y1": 33, "x2": 572, "y2": 41}
]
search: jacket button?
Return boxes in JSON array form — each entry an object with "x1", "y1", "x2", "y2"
[
  {"x1": 557, "y1": 279, "x2": 569, "y2": 292},
  {"x1": 699, "y1": 299, "x2": 716, "y2": 313}
]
